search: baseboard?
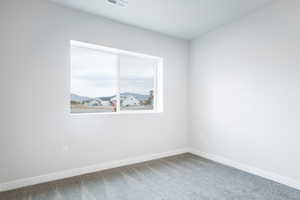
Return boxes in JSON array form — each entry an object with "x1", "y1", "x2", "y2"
[
  {"x1": 0, "y1": 148, "x2": 189, "y2": 192},
  {"x1": 2, "y1": 148, "x2": 299, "y2": 192},
  {"x1": 189, "y1": 148, "x2": 300, "y2": 190}
]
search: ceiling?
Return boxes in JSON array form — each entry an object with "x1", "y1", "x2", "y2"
[{"x1": 49, "y1": 0, "x2": 275, "y2": 40}]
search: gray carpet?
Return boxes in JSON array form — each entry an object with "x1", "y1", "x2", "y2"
[{"x1": 1, "y1": 153, "x2": 299, "y2": 200}]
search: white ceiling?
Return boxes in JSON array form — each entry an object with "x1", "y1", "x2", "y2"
[{"x1": 49, "y1": 0, "x2": 275, "y2": 40}]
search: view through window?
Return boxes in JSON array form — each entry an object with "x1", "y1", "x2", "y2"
[{"x1": 70, "y1": 41, "x2": 162, "y2": 114}]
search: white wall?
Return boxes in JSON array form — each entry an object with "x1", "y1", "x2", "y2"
[
  {"x1": 190, "y1": 0, "x2": 300, "y2": 184},
  {"x1": 3, "y1": 0, "x2": 300, "y2": 190},
  {"x1": 0, "y1": 0, "x2": 189, "y2": 184}
]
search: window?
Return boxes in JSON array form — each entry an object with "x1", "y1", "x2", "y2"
[{"x1": 70, "y1": 41, "x2": 163, "y2": 114}]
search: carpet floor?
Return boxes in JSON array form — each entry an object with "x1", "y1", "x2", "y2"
[{"x1": 1, "y1": 153, "x2": 299, "y2": 200}]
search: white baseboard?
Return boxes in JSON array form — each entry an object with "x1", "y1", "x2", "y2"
[
  {"x1": 2, "y1": 148, "x2": 299, "y2": 192},
  {"x1": 189, "y1": 148, "x2": 300, "y2": 190},
  {"x1": 0, "y1": 148, "x2": 189, "y2": 192}
]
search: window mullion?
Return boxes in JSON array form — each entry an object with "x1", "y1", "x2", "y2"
[
  {"x1": 116, "y1": 54, "x2": 121, "y2": 113},
  {"x1": 153, "y1": 63, "x2": 158, "y2": 112}
]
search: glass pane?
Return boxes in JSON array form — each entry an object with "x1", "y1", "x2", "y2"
[
  {"x1": 119, "y1": 55, "x2": 156, "y2": 111},
  {"x1": 71, "y1": 46, "x2": 118, "y2": 113}
]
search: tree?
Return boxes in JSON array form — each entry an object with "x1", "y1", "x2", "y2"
[{"x1": 145, "y1": 90, "x2": 154, "y2": 105}]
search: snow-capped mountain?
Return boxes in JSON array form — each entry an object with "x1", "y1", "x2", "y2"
[
  {"x1": 71, "y1": 92, "x2": 150, "y2": 103},
  {"x1": 71, "y1": 93, "x2": 92, "y2": 102}
]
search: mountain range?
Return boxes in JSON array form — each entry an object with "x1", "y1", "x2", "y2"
[
  {"x1": 71, "y1": 92, "x2": 150, "y2": 102},
  {"x1": 71, "y1": 93, "x2": 92, "y2": 102}
]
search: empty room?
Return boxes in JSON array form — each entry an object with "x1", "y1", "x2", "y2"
[{"x1": 1, "y1": 0, "x2": 300, "y2": 199}]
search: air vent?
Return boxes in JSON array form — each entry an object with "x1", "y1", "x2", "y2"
[{"x1": 107, "y1": 0, "x2": 128, "y2": 7}]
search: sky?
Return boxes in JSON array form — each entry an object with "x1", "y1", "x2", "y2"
[{"x1": 71, "y1": 46, "x2": 155, "y2": 98}]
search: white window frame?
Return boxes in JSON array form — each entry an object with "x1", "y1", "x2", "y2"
[{"x1": 70, "y1": 40, "x2": 163, "y2": 115}]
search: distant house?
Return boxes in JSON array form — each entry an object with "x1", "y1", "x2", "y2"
[
  {"x1": 84, "y1": 99, "x2": 101, "y2": 106},
  {"x1": 101, "y1": 100, "x2": 111, "y2": 106},
  {"x1": 121, "y1": 95, "x2": 140, "y2": 107},
  {"x1": 85, "y1": 99, "x2": 112, "y2": 107},
  {"x1": 110, "y1": 95, "x2": 140, "y2": 107}
]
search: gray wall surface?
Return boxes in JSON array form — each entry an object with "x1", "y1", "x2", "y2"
[
  {"x1": 0, "y1": 0, "x2": 189, "y2": 184},
  {"x1": 190, "y1": 0, "x2": 300, "y2": 183}
]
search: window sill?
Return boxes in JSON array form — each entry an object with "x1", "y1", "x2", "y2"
[{"x1": 70, "y1": 110, "x2": 163, "y2": 117}]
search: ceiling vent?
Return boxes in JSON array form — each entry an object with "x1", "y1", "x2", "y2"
[{"x1": 107, "y1": 0, "x2": 128, "y2": 8}]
